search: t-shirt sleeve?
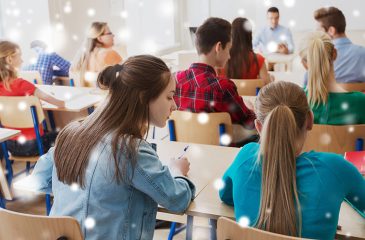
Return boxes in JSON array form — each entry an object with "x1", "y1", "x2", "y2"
[{"x1": 13, "y1": 78, "x2": 36, "y2": 96}]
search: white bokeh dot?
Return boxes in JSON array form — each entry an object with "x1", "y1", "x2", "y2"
[
  {"x1": 289, "y1": 20, "x2": 296, "y2": 28},
  {"x1": 325, "y1": 212, "x2": 331, "y2": 219},
  {"x1": 263, "y1": 0, "x2": 272, "y2": 7},
  {"x1": 213, "y1": 178, "x2": 225, "y2": 191},
  {"x1": 220, "y1": 134, "x2": 232, "y2": 146},
  {"x1": 17, "y1": 135, "x2": 27, "y2": 144},
  {"x1": 85, "y1": 217, "x2": 96, "y2": 229},
  {"x1": 18, "y1": 101, "x2": 27, "y2": 111},
  {"x1": 238, "y1": 216, "x2": 250, "y2": 227},
  {"x1": 238, "y1": 8, "x2": 245, "y2": 16},
  {"x1": 266, "y1": 41, "x2": 278, "y2": 53},
  {"x1": 353, "y1": 10, "x2": 360, "y2": 17},
  {"x1": 283, "y1": 0, "x2": 296, "y2": 8},
  {"x1": 87, "y1": 8, "x2": 96, "y2": 17},
  {"x1": 353, "y1": 196, "x2": 359, "y2": 202},
  {"x1": 348, "y1": 126, "x2": 354, "y2": 133},
  {"x1": 70, "y1": 183, "x2": 79, "y2": 192},
  {"x1": 64, "y1": 4, "x2": 72, "y2": 14},
  {"x1": 341, "y1": 102, "x2": 349, "y2": 110},
  {"x1": 197, "y1": 113, "x2": 209, "y2": 124},
  {"x1": 63, "y1": 92, "x2": 72, "y2": 100},
  {"x1": 120, "y1": 10, "x2": 128, "y2": 19},
  {"x1": 320, "y1": 133, "x2": 331, "y2": 145}
]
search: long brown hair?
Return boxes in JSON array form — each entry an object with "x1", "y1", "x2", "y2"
[
  {"x1": 299, "y1": 32, "x2": 335, "y2": 106},
  {"x1": 71, "y1": 22, "x2": 109, "y2": 85},
  {"x1": 255, "y1": 81, "x2": 310, "y2": 236},
  {"x1": 54, "y1": 55, "x2": 171, "y2": 187},
  {"x1": 226, "y1": 17, "x2": 258, "y2": 78},
  {"x1": 0, "y1": 41, "x2": 20, "y2": 90}
]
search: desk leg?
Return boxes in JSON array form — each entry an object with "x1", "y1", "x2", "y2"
[
  {"x1": 1, "y1": 142, "x2": 13, "y2": 184},
  {"x1": 186, "y1": 215, "x2": 194, "y2": 240},
  {"x1": 47, "y1": 111, "x2": 56, "y2": 131},
  {"x1": 209, "y1": 219, "x2": 217, "y2": 240}
]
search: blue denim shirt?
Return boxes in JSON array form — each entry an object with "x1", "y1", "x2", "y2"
[{"x1": 28, "y1": 137, "x2": 195, "y2": 240}]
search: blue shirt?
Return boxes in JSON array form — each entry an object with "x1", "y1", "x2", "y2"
[
  {"x1": 220, "y1": 143, "x2": 365, "y2": 239},
  {"x1": 24, "y1": 137, "x2": 195, "y2": 240},
  {"x1": 23, "y1": 52, "x2": 70, "y2": 85},
  {"x1": 333, "y1": 37, "x2": 365, "y2": 83},
  {"x1": 253, "y1": 25, "x2": 294, "y2": 54}
]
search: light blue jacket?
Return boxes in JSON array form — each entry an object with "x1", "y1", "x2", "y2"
[{"x1": 29, "y1": 137, "x2": 195, "y2": 240}]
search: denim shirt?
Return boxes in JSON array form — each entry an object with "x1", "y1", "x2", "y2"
[{"x1": 27, "y1": 137, "x2": 196, "y2": 240}]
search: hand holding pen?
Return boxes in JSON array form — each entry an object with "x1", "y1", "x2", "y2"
[{"x1": 169, "y1": 145, "x2": 191, "y2": 177}]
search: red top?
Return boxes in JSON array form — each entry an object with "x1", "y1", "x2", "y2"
[
  {"x1": 219, "y1": 53, "x2": 265, "y2": 79},
  {"x1": 0, "y1": 78, "x2": 43, "y2": 140},
  {"x1": 174, "y1": 63, "x2": 255, "y2": 128}
]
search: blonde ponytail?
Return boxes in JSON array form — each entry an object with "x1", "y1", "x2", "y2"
[
  {"x1": 256, "y1": 104, "x2": 301, "y2": 236},
  {"x1": 255, "y1": 81, "x2": 310, "y2": 236}
]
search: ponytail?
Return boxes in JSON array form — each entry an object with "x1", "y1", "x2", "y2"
[
  {"x1": 305, "y1": 32, "x2": 334, "y2": 107},
  {"x1": 255, "y1": 104, "x2": 302, "y2": 236}
]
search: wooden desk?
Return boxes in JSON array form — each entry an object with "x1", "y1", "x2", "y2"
[
  {"x1": 269, "y1": 71, "x2": 305, "y2": 87},
  {"x1": 265, "y1": 53, "x2": 296, "y2": 71},
  {"x1": 37, "y1": 85, "x2": 104, "y2": 112},
  {"x1": 0, "y1": 129, "x2": 21, "y2": 142}
]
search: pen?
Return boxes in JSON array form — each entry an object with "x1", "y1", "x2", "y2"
[{"x1": 177, "y1": 145, "x2": 189, "y2": 159}]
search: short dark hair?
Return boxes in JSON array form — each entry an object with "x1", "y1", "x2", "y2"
[
  {"x1": 195, "y1": 17, "x2": 231, "y2": 55},
  {"x1": 314, "y1": 7, "x2": 346, "y2": 33},
  {"x1": 267, "y1": 7, "x2": 279, "y2": 14}
]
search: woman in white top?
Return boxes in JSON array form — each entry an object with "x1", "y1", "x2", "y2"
[{"x1": 72, "y1": 22, "x2": 123, "y2": 87}]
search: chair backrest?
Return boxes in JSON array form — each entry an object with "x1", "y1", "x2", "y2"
[
  {"x1": 18, "y1": 71, "x2": 43, "y2": 85},
  {"x1": 0, "y1": 164, "x2": 12, "y2": 201},
  {"x1": 217, "y1": 217, "x2": 306, "y2": 240},
  {"x1": 0, "y1": 96, "x2": 45, "y2": 128},
  {"x1": 337, "y1": 82, "x2": 365, "y2": 92},
  {"x1": 0, "y1": 208, "x2": 83, "y2": 240},
  {"x1": 169, "y1": 111, "x2": 233, "y2": 145},
  {"x1": 303, "y1": 124, "x2": 365, "y2": 154},
  {"x1": 231, "y1": 79, "x2": 266, "y2": 96},
  {"x1": 177, "y1": 51, "x2": 199, "y2": 71},
  {"x1": 344, "y1": 151, "x2": 365, "y2": 175}
]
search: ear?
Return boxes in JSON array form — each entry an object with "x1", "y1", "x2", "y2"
[
  {"x1": 327, "y1": 26, "x2": 336, "y2": 37},
  {"x1": 96, "y1": 36, "x2": 103, "y2": 43},
  {"x1": 306, "y1": 111, "x2": 314, "y2": 131},
  {"x1": 6, "y1": 55, "x2": 12, "y2": 64},
  {"x1": 215, "y1": 41, "x2": 222, "y2": 53},
  {"x1": 332, "y1": 48, "x2": 337, "y2": 61},
  {"x1": 254, "y1": 119, "x2": 263, "y2": 135},
  {"x1": 301, "y1": 58, "x2": 308, "y2": 70}
]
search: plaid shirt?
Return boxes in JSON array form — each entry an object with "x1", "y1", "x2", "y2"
[
  {"x1": 23, "y1": 52, "x2": 70, "y2": 85},
  {"x1": 174, "y1": 63, "x2": 255, "y2": 128}
]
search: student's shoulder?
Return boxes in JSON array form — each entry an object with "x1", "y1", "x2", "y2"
[{"x1": 304, "y1": 150, "x2": 350, "y2": 170}]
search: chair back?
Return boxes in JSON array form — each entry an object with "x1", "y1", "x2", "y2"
[
  {"x1": 231, "y1": 79, "x2": 266, "y2": 96},
  {"x1": 0, "y1": 96, "x2": 45, "y2": 128},
  {"x1": 0, "y1": 164, "x2": 12, "y2": 201},
  {"x1": 0, "y1": 208, "x2": 83, "y2": 240},
  {"x1": 303, "y1": 124, "x2": 365, "y2": 154},
  {"x1": 337, "y1": 82, "x2": 365, "y2": 92},
  {"x1": 168, "y1": 111, "x2": 232, "y2": 146},
  {"x1": 177, "y1": 51, "x2": 199, "y2": 71},
  {"x1": 18, "y1": 71, "x2": 43, "y2": 85},
  {"x1": 217, "y1": 217, "x2": 306, "y2": 240}
]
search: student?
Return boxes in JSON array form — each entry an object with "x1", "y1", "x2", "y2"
[
  {"x1": 219, "y1": 81, "x2": 365, "y2": 239},
  {"x1": 29, "y1": 55, "x2": 195, "y2": 240},
  {"x1": 314, "y1": 6, "x2": 365, "y2": 83},
  {"x1": 174, "y1": 17, "x2": 256, "y2": 144},
  {"x1": 299, "y1": 31, "x2": 365, "y2": 125},
  {"x1": 0, "y1": 40, "x2": 65, "y2": 156},
  {"x1": 71, "y1": 22, "x2": 123, "y2": 87},
  {"x1": 22, "y1": 40, "x2": 71, "y2": 85},
  {"x1": 225, "y1": 17, "x2": 272, "y2": 84},
  {"x1": 253, "y1": 7, "x2": 294, "y2": 55}
]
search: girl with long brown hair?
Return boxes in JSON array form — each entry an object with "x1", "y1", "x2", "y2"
[
  {"x1": 224, "y1": 17, "x2": 272, "y2": 84},
  {"x1": 71, "y1": 22, "x2": 123, "y2": 87},
  {"x1": 30, "y1": 55, "x2": 195, "y2": 239},
  {"x1": 220, "y1": 81, "x2": 365, "y2": 238},
  {"x1": 0, "y1": 40, "x2": 65, "y2": 156}
]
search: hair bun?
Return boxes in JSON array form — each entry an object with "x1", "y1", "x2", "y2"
[{"x1": 97, "y1": 64, "x2": 124, "y2": 90}]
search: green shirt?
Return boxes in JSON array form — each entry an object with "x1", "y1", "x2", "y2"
[{"x1": 310, "y1": 91, "x2": 365, "y2": 125}]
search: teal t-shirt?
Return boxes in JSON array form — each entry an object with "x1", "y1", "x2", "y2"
[
  {"x1": 220, "y1": 143, "x2": 365, "y2": 239},
  {"x1": 310, "y1": 91, "x2": 365, "y2": 125}
]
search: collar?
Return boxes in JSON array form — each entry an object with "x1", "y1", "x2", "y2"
[
  {"x1": 333, "y1": 37, "x2": 352, "y2": 46},
  {"x1": 189, "y1": 63, "x2": 217, "y2": 76}
]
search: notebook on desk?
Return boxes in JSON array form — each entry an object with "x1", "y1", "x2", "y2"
[{"x1": 344, "y1": 151, "x2": 365, "y2": 175}]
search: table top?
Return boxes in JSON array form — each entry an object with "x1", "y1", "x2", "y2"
[
  {"x1": 37, "y1": 85, "x2": 105, "y2": 112},
  {"x1": 264, "y1": 53, "x2": 296, "y2": 63},
  {"x1": 0, "y1": 128, "x2": 21, "y2": 142}
]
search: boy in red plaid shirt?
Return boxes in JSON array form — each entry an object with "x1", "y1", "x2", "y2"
[{"x1": 174, "y1": 17, "x2": 256, "y2": 144}]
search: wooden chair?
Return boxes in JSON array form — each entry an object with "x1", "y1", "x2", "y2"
[
  {"x1": 337, "y1": 82, "x2": 365, "y2": 92},
  {"x1": 18, "y1": 71, "x2": 43, "y2": 85},
  {"x1": 0, "y1": 208, "x2": 83, "y2": 240},
  {"x1": 217, "y1": 217, "x2": 306, "y2": 240},
  {"x1": 0, "y1": 96, "x2": 52, "y2": 214},
  {"x1": 303, "y1": 124, "x2": 365, "y2": 154},
  {"x1": 168, "y1": 111, "x2": 233, "y2": 146},
  {"x1": 231, "y1": 79, "x2": 266, "y2": 96},
  {"x1": 344, "y1": 151, "x2": 365, "y2": 175},
  {"x1": 0, "y1": 163, "x2": 13, "y2": 208}
]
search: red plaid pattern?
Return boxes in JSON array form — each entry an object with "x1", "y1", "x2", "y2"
[{"x1": 174, "y1": 63, "x2": 255, "y2": 128}]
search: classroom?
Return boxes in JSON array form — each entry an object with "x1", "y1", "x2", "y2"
[{"x1": 0, "y1": 0, "x2": 364, "y2": 239}]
